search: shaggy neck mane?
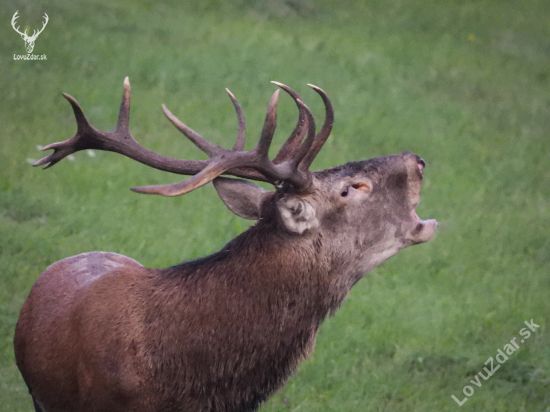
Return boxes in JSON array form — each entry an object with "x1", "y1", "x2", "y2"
[{"x1": 157, "y1": 220, "x2": 351, "y2": 324}]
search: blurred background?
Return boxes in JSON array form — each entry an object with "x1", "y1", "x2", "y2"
[{"x1": 1, "y1": 0, "x2": 549, "y2": 410}]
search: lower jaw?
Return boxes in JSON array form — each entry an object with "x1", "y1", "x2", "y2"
[{"x1": 415, "y1": 218, "x2": 438, "y2": 243}]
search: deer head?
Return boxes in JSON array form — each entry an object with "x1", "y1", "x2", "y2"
[{"x1": 11, "y1": 11, "x2": 49, "y2": 54}]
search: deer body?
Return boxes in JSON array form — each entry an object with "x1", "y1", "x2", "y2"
[
  {"x1": 15, "y1": 80, "x2": 436, "y2": 412},
  {"x1": 18, "y1": 235, "x2": 326, "y2": 411}
]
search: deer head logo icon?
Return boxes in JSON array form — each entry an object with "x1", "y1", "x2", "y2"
[{"x1": 11, "y1": 11, "x2": 49, "y2": 54}]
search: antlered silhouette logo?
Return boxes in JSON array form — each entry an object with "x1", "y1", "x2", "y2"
[{"x1": 11, "y1": 11, "x2": 49, "y2": 54}]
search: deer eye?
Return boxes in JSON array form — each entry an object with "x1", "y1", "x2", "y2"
[{"x1": 341, "y1": 189, "x2": 348, "y2": 197}]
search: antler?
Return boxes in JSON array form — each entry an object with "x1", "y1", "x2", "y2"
[
  {"x1": 11, "y1": 11, "x2": 26, "y2": 37},
  {"x1": 35, "y1": 78, "x2": 334, "y2": 196},
  {"x1": 28, "y1": 13, "x2": 49, "y2": 41},
  {"x1": 11, "y1": 11, "x2": 49, "y2": 40}
]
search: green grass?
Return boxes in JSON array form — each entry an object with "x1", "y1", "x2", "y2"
[{"x1": 1, "y1": 0, "x2": 549, "y2": 410}]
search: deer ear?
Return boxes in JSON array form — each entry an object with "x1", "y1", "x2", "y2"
[
  {"x1": 213, "y1": 177, "x2": 269, "y2": 220},
  {"x1": 277, "y1": 195, "x2": 319, "y2": 234}
]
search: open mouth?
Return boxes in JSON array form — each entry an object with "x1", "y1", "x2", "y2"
[
  {"x1": 411, "y1": 157, "x2": 437, "y2": 242},
  {"x1": 411, "y1": 209, "x2": 437, "y2": 243}
]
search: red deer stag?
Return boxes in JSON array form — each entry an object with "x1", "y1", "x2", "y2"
[{"x1": 15, "y1": 78, "x2": 436, "y2": 412}]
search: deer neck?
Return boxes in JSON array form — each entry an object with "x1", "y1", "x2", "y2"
[{"x1": 174, "y1": 224, "x2": 356, "y2": 320}]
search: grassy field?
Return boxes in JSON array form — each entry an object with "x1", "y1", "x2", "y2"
[{"x1": 1, "y1": 0, "x2": 549, "y2": 410}]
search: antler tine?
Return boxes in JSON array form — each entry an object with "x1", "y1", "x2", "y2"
[
  {"x1": 226, "y1": 89, "x2": 246, "y2": 151},
  {"x1": 254, "y1": 89, "x2": 280, "y2": 159},
  {"x1": 256, "y1": 83, "x2": 316, "y2": 191},
  {"x1": 271, "y1": 81, "x2": 307, "y2": 165},
  {"x1": 299, "y1": 84, "x2": 334, "y2": 170},
  {"x1": 270, "y1": 83, "x2": 317, "y2": 173},
  {"x1": 117, "y1": 77, "x2": 131, "y2": 133},
  {"x1": 62, "y1": 93, "x2": 93, "y2": 134},
  {"x1": 161, "y1": 105, "x2": 223, "y2": 158},
  {"x1": 292, "y1": 100, "x2": 317, "y2": 169}
]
